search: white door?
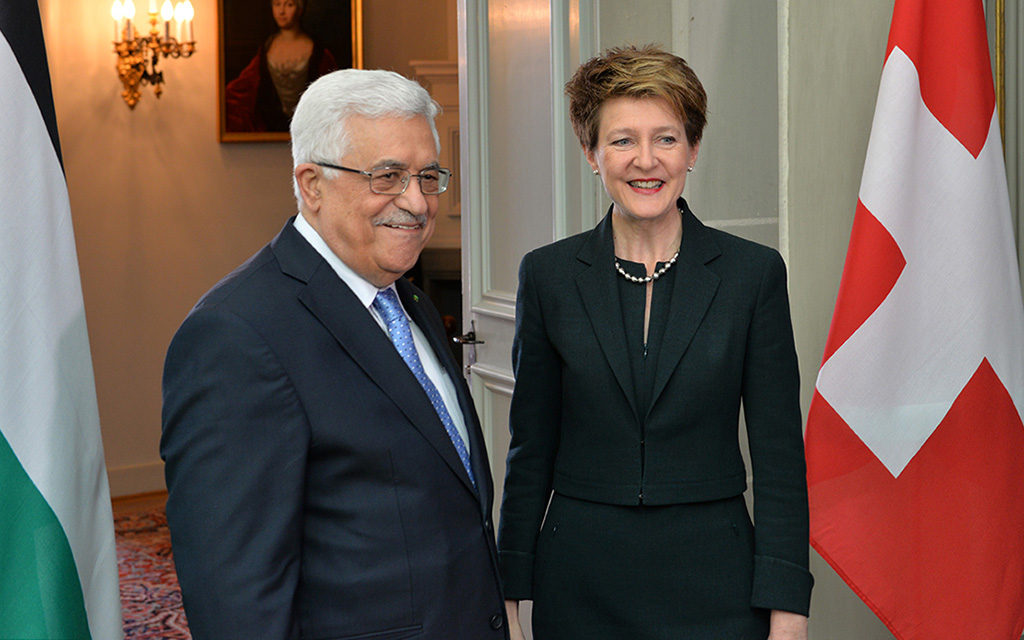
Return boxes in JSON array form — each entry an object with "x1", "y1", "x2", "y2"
[
  {"x1": 456, "y1": 0, "x2": 598, "y2": 518},
  {"x1": 456, "y1": 2, "x2": 597, "y2": 634}
]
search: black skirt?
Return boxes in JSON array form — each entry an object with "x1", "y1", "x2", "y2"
[{"x1": 531, "y1": 493, "x2": 770, "y2": 640}]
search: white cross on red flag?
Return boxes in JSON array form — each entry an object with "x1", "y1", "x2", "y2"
[{"x1": 805, "y1": 0, "x2": 1024, "y2": 638}]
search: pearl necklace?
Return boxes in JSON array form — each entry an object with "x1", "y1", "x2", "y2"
[{"x1": 614, "y1": 250, "x2": 679, "y2": 284}]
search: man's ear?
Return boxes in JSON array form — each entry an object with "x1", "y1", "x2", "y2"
[{"x1": 295, "y1": 164, "x2": 323, "y2": 214}]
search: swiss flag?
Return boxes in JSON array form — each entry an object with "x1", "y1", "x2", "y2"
[{"x1": 805, "y1": 1, "x2": 1024, "y2": 639}]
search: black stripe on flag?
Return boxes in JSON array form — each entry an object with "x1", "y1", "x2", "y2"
[{"x1": 0, "y1": 0, "x2": 63, "y2": 169}]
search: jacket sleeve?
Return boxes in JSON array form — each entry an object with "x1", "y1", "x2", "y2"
[
  {"x1": 161, "y1": 306, "x2": 308, "y2": 639},
  {"x1": 742, "y1": 250, "x2": 814, "y2": 616},
  {"x1": 496, "y1": 252, "x2": 562, "y2": 600}
]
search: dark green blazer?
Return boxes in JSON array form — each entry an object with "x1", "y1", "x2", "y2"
[{"x1": 497, "y1": 199, "x2": 813, "y2": 615}]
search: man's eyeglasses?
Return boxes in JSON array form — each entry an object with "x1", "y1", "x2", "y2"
[{"x1": 313, "y1": 162, "x2": 452, "y2": 196}]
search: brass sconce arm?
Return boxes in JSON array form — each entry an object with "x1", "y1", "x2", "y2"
[{"x1": 112, "y1": 1, "x2": 196, "y2": 109}]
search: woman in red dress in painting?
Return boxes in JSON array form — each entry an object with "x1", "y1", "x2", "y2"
[{"x1": 224, "y1": 0, "x2": 338, "y2": 133}]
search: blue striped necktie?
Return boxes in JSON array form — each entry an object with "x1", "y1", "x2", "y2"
[{"x1": 372, "y1": 288, "x2": 476, "y2": 488}]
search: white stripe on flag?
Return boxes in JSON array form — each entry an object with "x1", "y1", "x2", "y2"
[{"x1": 0, "y1": 28, "x2": 123, "y2": 640}]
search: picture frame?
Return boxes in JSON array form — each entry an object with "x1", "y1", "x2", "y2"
[{"x1": 218, "y1": 0, "x2": 363, "y2": 143}]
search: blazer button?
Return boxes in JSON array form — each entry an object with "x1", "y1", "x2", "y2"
[{"x1": 490, "y1": 613, "x2": 505, "y2": 630}]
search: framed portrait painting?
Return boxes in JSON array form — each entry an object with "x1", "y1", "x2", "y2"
[{"x1": 218, "y1": 0, "x2": 363, "y2": 142}]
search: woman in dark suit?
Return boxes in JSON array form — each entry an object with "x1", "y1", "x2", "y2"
[{"x1": 498, "y1": 45, "x2": 813, "y2": 640}]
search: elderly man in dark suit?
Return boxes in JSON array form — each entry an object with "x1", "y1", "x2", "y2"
[{"x1": 161, "y1": 69, "x2": 508, "y2": 640}]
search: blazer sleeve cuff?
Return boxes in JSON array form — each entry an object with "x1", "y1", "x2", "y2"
[
  {"x1": 498, "y1": 550, "x2": 535, "y2": 600},
  {"x1": 750, "y1": 554, "x2": 814, "y2": 616}
]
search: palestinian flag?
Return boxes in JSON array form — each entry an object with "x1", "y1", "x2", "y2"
[{"x1": 0, "y1": 2, "x2": 123, "y2": 638}]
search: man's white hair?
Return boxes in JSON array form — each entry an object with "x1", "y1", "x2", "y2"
[{"x1": 289, "y1": 68, "x2": 441, "y2": 207}]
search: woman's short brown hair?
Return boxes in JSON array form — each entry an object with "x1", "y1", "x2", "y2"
[{"x1": 565, "y1": 44, "x2": 707, "y2": 151}]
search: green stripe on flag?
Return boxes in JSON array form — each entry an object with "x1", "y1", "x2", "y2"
[{"x1": 0, "y1": 431, "x2": 91, "y2": 640}]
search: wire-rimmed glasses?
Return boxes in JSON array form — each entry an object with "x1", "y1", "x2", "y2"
[{"x1": 313, "y1": 162, "x2": 452, "y2": 196}]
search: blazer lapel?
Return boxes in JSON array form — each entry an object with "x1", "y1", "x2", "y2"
[
  {"x1": 273, "y1": 221, "x2": 477, "y2": 495},
  {"x1": 574, "y1": 212, "x2": 640, "y2": 420},
  {"x1": 397, "y1": 280, "x2": 484, "y2": 499},
  {"x1": 648, "y1": 202, "x2": 722, "y2": 413}
]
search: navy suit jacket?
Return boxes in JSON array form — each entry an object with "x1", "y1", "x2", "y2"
[{"x1": 161, "y1": 218, "x2": 507, "y2": 640}]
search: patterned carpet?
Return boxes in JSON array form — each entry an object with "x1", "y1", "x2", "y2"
[{"x1": 114, "y1": 505, "x2": 191, "y2": 639}]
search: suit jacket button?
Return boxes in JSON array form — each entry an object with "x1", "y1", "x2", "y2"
[
  {"x1": 484, "y1": 519, "x2": 493, "y2": 531},
  {"x1": 490, "y1": 613, "x2": 505, "y2": 630}
]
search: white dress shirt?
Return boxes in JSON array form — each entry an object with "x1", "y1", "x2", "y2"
[{"x1": 293, "y1": 213, "x2": 471, "y2": 453}]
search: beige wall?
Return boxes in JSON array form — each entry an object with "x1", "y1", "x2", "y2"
[
  {"x1": 40, "y1": 0, "x2": 452, "y2": 496},
  {"x1": 364, "y1": 0, "x2": 458, "y2": 77}
]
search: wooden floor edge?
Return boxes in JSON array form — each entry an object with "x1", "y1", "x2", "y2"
[{"x1": 112, "y1": 490, "x2": 168, "y2": 512}]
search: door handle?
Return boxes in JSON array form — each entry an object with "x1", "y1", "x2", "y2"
[{"x1": 452, "y1": 331, "x2": 485, "y2": 345}]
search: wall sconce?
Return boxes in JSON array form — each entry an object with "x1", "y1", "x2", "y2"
[{"x1": 111, "y1": 0, "x2": 196, "y2": 109}]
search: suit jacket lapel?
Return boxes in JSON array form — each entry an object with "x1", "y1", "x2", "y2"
[
  {"x1": 272, "y1": 220, "x2": 478, "y2": 496},
  {"x1": 397, "y1": 279, "x2": 485, "y2": 499},
  {"x1": 648, "y1": 202, "x2": 722, "y2": 414},
  {"x1": 574, "y1": 212, "x2": 640, "y2": 420}
]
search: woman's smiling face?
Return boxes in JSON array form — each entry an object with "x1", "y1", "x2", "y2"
[{"x1": 585, "y1": 96, "x2": 698, "y2": 224}]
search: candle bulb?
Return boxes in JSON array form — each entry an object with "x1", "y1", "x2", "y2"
[
  {"x1": 149, "y1": 0, "x2": 157, "y2": 16},
  {"x1": 123, "y1": 0, "x2": 136, "y2": 40},
  {"x1": 111, "y1": 0, "x2": 123, "y2": 42},
  {"x1": 173, "y1": 2, "x2": 184, "y2": 43},
  {"x1": 161, "y1": 0, "x2": 173, "y2": 41},
  {"x1": 183, "y1": 0, "x2": 194, "y2": 42}
]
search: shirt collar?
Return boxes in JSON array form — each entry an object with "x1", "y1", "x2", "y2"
[{"x1": 293, "y1": 212, "x2": 395, "y2": 309}]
